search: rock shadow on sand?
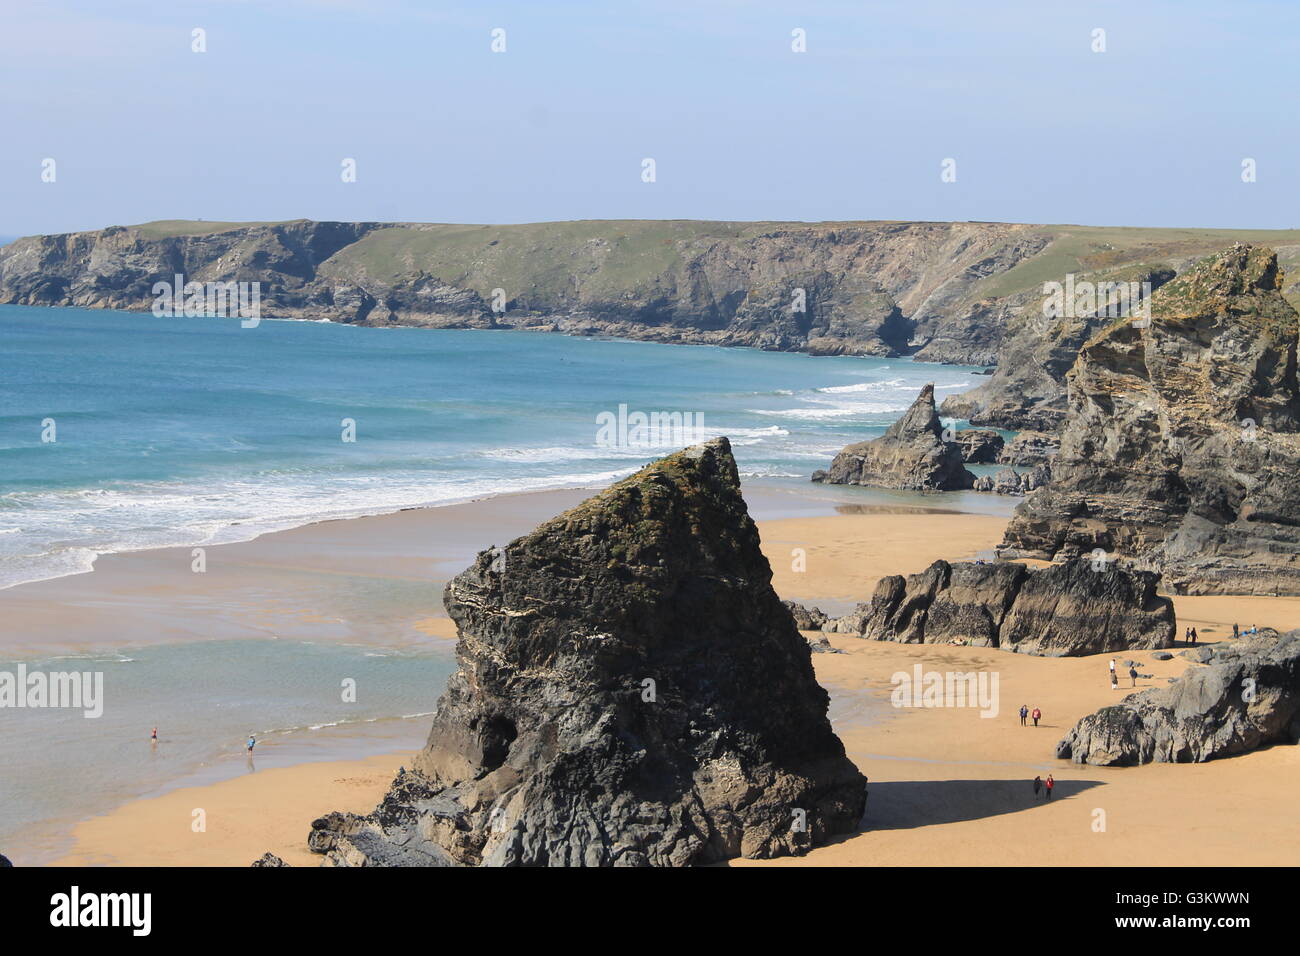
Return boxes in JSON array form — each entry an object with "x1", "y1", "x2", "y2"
[{"x1": 864, "y1": 778, "x2": 1105, "y2": 831}]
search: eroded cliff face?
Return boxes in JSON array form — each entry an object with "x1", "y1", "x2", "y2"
[
  {"x1": 1001, "y1": 244, "x2": 1300, "y2": 595},
  {"x1": 306, "y1": 438, "x2": 866, "y2": 867}
]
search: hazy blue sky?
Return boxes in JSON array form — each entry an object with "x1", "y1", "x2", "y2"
[{"x1": 2, "y1": 0, "x2": 1298, "y2": 235}]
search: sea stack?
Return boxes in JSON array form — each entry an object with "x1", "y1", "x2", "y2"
[
  {"x1": 1057, "y1": 630, "x2": 1300, "y2": 765},
  {"x1": 1000, "y1": 245, "x2": 1300, "y2": 595},
  {"x1": 307, "y1": 438, "x2": 866, "y2": 866},
  {"x1": 812, "y1": 383, "x2": 974, "y2": 490}
]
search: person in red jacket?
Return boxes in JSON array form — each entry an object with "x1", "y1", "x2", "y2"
[
  {"x1": 1031, "y1": 706, "x2": 1041, "y2": 727},
  {"x1": 1045, "y1": 774, "x2": 1055, "y2": 800}
]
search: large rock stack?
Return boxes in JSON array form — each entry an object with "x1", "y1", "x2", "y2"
[
  {"x1": 1001, "y1": 245, "x2": 1300, "y2": 595},
  {"x1": 307, "y1": 438, "x2": 865, "y2": 866}
]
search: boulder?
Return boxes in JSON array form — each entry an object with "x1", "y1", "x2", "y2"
[
  {"x1": 1153, "y1": 651, "x2": 1174, "y2": 660},
  {"x1": 0, "y1": 853, "x2": 11, "y2": 867},
  {"x1": 308, "y1": 438, "x2": 865, "y2": 866},
  {"x1": 1056, "y1": 632, "x2": 1300, "y2": 764},
  {"x1": 251, "y1": 853, "x2": 289, "y2": 867},
  {"x1": 840, "y1": 558, "x2": 1174, "y2": 656},
  {"x1": 812, "y1": 384, "x2": 975, "y2": 490},
  {"x1": 806, "y1": 634, "x2": 845, "y2": 655}
]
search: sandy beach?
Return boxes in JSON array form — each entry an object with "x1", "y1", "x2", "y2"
[{"x1": 36, "y1": 486, "x2": 1300, "y2": 867}]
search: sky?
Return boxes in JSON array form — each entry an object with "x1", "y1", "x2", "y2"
[{"x1": 1, "y1": 0, "x2": 1298, "y2": 236}]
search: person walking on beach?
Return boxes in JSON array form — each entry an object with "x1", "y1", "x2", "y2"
[
  {"x1": 1019, "y1": 704, "x2": 1028, "y2": 726},
  {"x1": 1031, "y1": 706, "x2": 1041, "y2": 727},
  {"x1": 1045, "y1": 774, "x2": 1055, "y2": 800},
  {"x1": 1190, "y1": 627, "x2": 1198, "y2": 646},
  {"x1": 150, "y1": 726, "x2": 157, "y2": 742},
  {"x1": 1110, "y1": 668, "x2": 1119, "y2": 690},
  {"x1": 247, "y1": 734, "x2": 256, "y2": 754},
  {"x1": 1129, "y1": 665, "x2": 1138, "y2": 687},
  {"x1": 1033, "y1": 775, "x2": 1042, "y2": 800},
  {"x1": 1233, "y1": 622, "x2": 1240, "y2": 640}
]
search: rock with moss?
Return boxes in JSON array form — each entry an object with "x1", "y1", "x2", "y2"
[{"x1": 308, "y1": 438, "x2": 865, "y2": 866}]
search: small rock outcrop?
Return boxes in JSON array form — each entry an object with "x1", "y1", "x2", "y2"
[
  {"x1": 832, "y1": 558, "x2": 1174, "y2": 656},
  {"x1": 251, "y1": 852, "x2": 289, "y2": 867},
  {"x1": 972, "y1": 463, "x2": 1051, "y2": 496},
  {"x1": 308, "y1": 438, "x2": 865, "y2": 866},
  {"x1": 812, "y1": 384, "x2": 974, "y2": 490},
  {"x1": 1057, "y1": 631, "x2": 1300, "y2": 765},
  {"x1": 784, "y1": 600, "x2": 829, "y2": 631},
  {"x1": 1001, "y1": 245, "x2": 1300, "y2": 595},
  {"x1": 0, "y1": 853, "x2": 11, "y2": 867},
  {"x1": 952, "y1": 429, "x2": 1005, "y2": 463}
]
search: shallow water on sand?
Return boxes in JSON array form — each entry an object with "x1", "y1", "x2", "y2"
[{"x1": 0, "y1": 639, "x2": 454, "y2": 863}]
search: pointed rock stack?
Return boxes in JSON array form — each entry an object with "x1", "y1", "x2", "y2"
[
  {"x1": 813, "y1": 383, "x2": 974, "y2": 490},
  {"x1": 307, "y1": 438, "x2": 865, "y2": 866}
]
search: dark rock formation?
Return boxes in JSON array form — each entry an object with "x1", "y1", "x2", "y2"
[
  {"x1": 1153, "y1": 651, "x2": 1174, "y2": 661},
  {"x1": 812, "y1": 384, "x2": 975, "y2": 491},
  {"x1": 1000, "y1": 245, "x2": 1300, "y2": 595},
  {"x1": 1057, "y1": 631, "x2": 1300, "y2": 765},
  {"x1": 953, "y1": 429, "x2": 1004, "y2": 463},
  {"x1": 997, "y1": 431, "x2": 1060, "y2": 466},
  {"x1": 833, "y1": 558, "x2": 1174, "y2": 656},
  {"x1": 784, "y1": 600, "x2": 829, "y2": 631},
  {"x1": 308, "y1": 438, "x2": 865, "y2": 866},
  {"x1": 0, "y1": 853, "x2": 11, "y2": 867},
  {"x1": 251, "y1": 852, "x2": 289, "y2": 867}
]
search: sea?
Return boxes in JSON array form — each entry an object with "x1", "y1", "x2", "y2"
[{"x1": 0, "y1": 304, "x2": 999, "y2": 861}]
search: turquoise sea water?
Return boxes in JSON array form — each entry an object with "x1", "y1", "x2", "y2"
[{"x1": 0, "y1": 305, "x2": 989, "y2": 590}]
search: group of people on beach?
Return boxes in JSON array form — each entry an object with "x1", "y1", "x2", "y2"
[
  {"x1": 1108, "y1": 657, "x2": 1138, "y2": 689},
  {"x1": 1018, "y1": 704, "x2": 1041, "y2": 726},
  {"x1": 1032, "y1": 774, "x2": 1055, "y2": 800}
]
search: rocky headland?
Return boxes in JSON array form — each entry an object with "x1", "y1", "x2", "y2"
[{"x1": 305, "y1": 438, "x2": 866, "y2": 866}]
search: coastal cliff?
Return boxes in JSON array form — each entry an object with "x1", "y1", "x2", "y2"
[
  {"x1": 306, "y1": 438, "x2": 866, "y2": 866},
  {"x1": 6, "y1": 219, "x2": 1300, "y2": 431}
]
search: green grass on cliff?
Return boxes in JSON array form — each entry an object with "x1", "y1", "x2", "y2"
[{"x1": 976, "y1": 225, "x2": 1300, "y2": 304}]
